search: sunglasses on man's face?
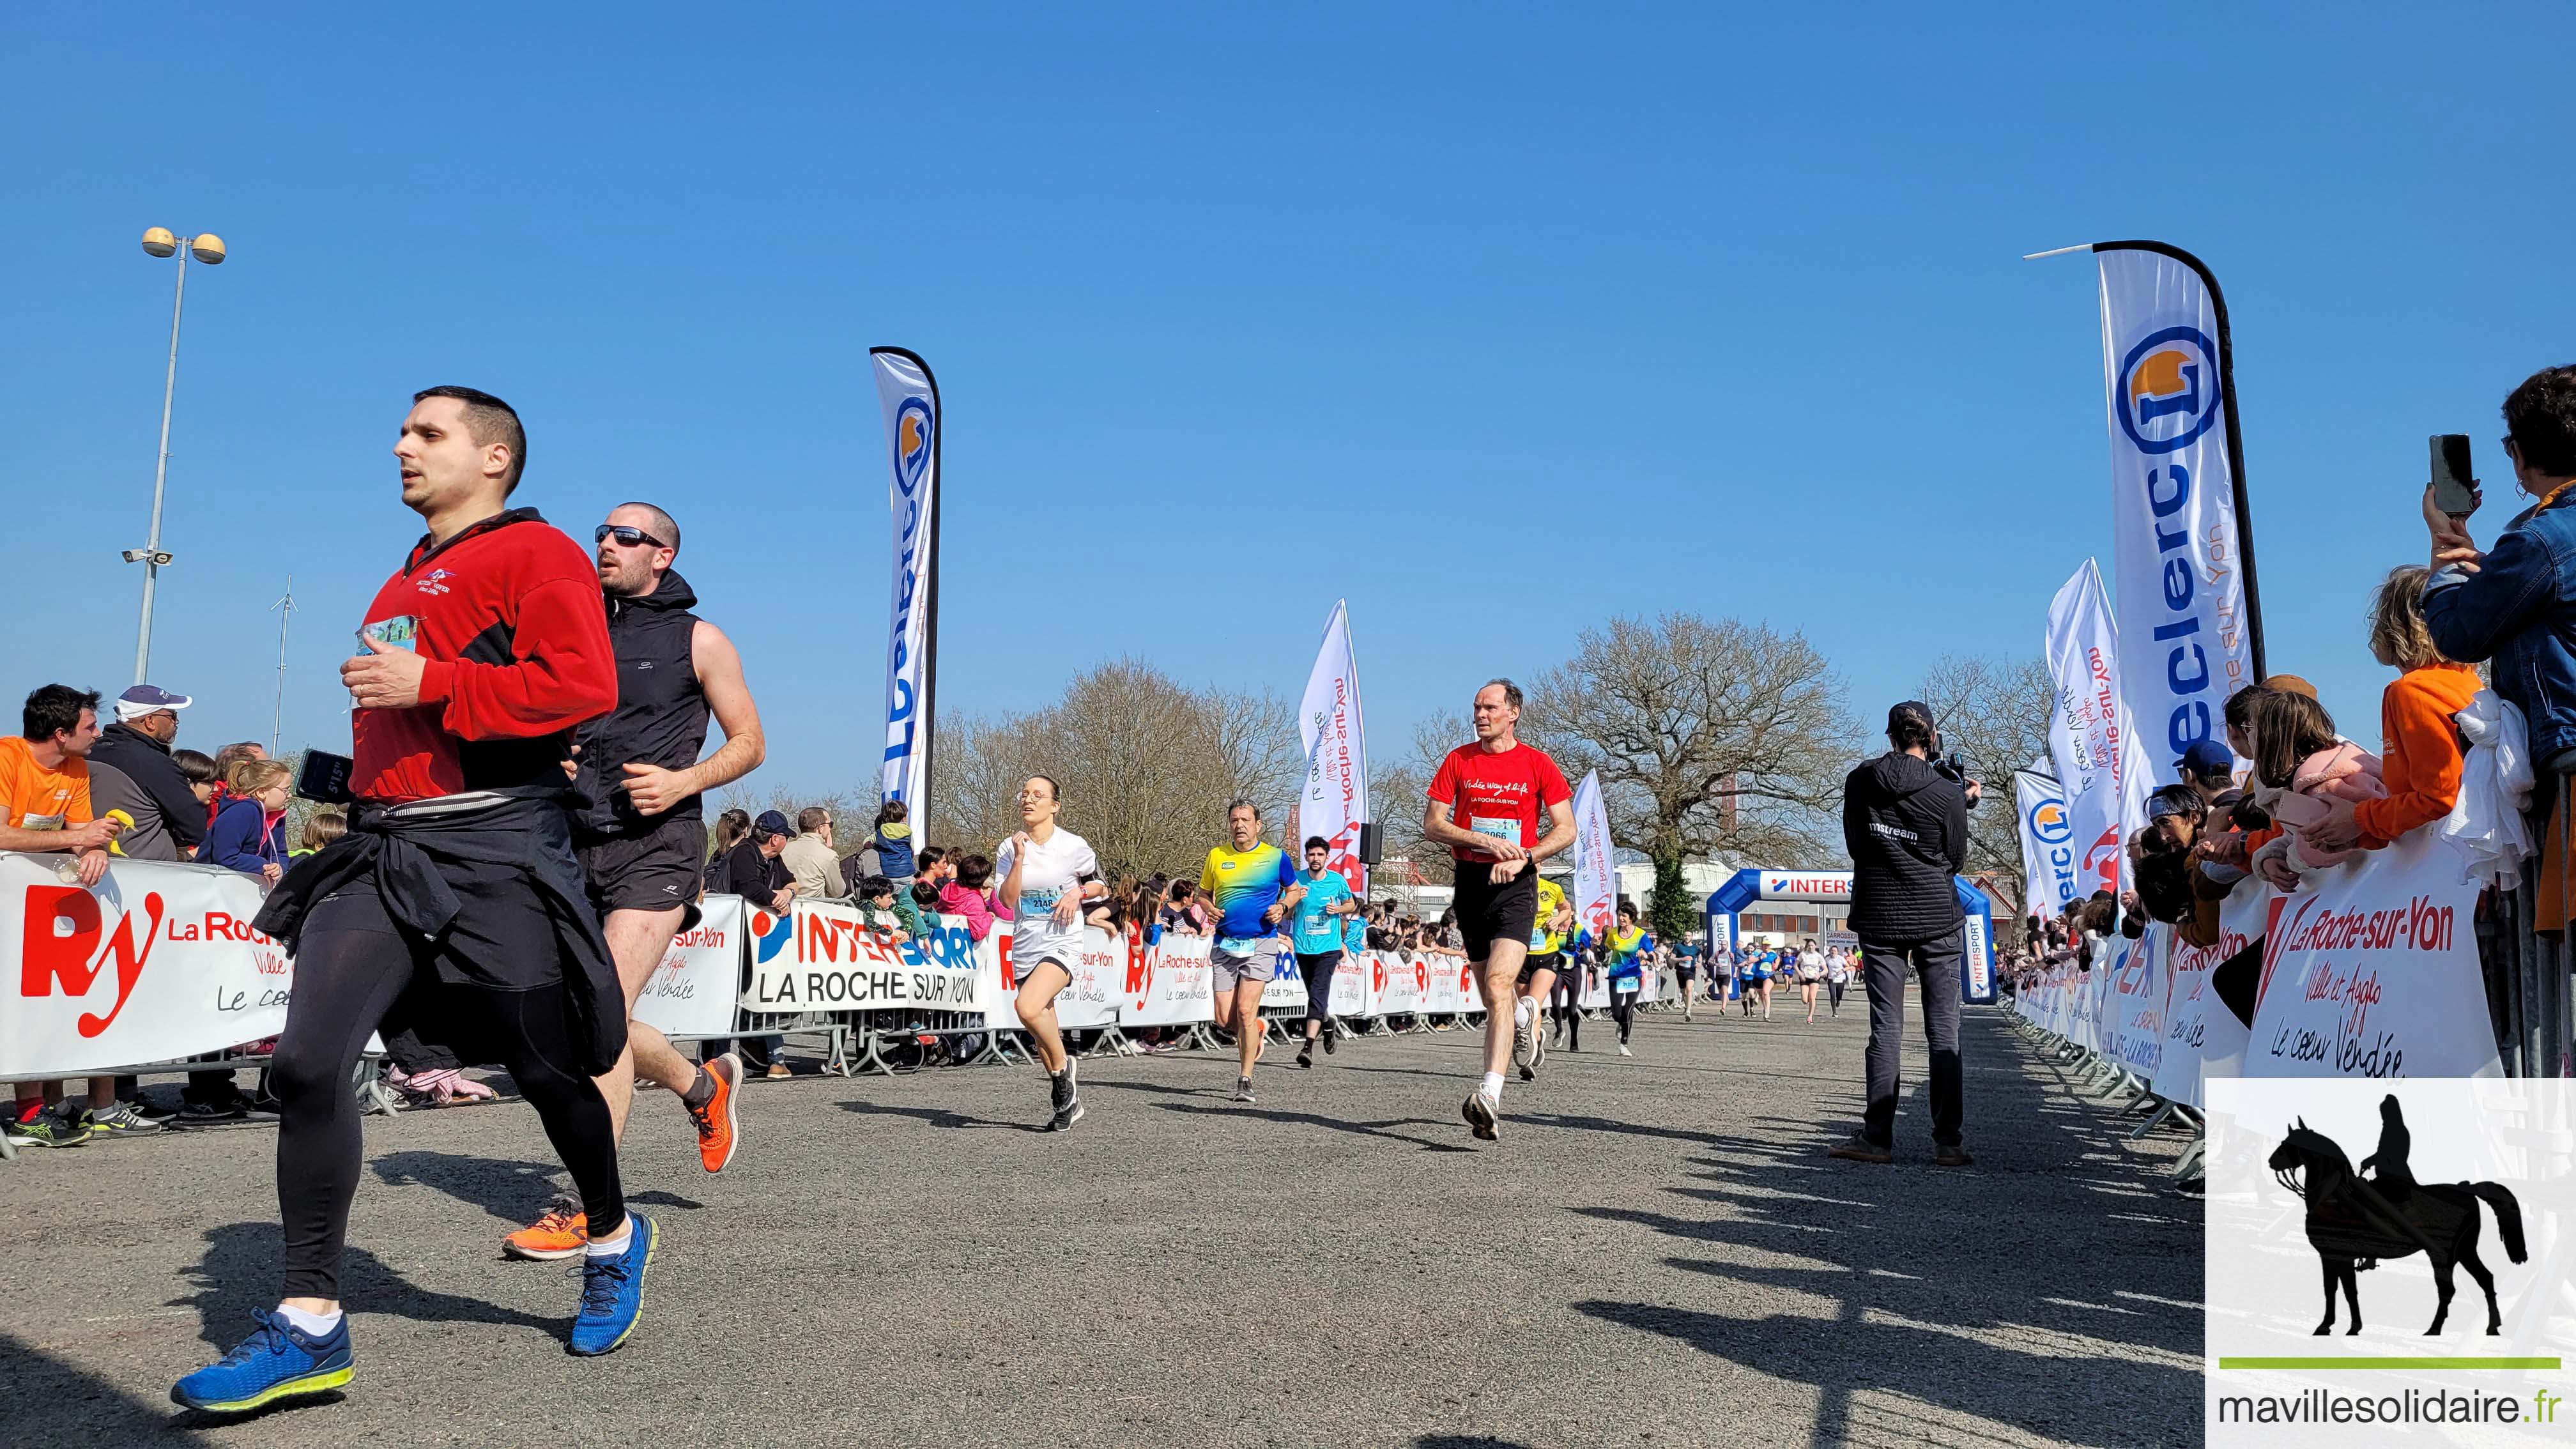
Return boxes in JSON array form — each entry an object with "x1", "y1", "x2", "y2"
[{"x1": 595, "y1": 525, "x2": 667, "y2": 549}]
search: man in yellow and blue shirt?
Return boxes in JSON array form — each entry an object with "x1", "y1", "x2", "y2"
[{"x1": 1200, "y1": 801, "x2": 1303, "y2": 1103}]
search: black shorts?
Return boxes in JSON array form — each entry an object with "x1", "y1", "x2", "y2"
[
  {"x1": 1515, "y1": 951, "x2": 1565, "y2": 988},
  {"x1": 577, "y1": 815, "x2": 708, "y2": 919},
  {"x1": 1452, "y1": 862, "x2": 1537, "y2": 962}
]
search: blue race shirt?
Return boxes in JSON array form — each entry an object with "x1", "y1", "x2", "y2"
[
  {"x1": 1343, "y1": 910, "x2": 1368, "y2": 954},
  {"x1": 1292, "y1": 868, "x2": 1354, "y2": 954}
]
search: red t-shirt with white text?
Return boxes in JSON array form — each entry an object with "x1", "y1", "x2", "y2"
[{"x1": 1427, "y1": 740, "x2": 1572, "y2": 862}]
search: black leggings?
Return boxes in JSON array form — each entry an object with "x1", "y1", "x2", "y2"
[
  {"x1": 1549, "y1": 970, "x2": 1581, "y2": 1043},
  {"x1": 1611, "y1": 987, "x2": 1639, "y2": 1043},
  {"x1": 270, "y1": 894, "x2": 624, "y2": 1300}
]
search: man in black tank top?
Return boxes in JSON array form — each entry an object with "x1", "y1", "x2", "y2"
[{"x1": 504, "y1": 502, "x2": 769, "y2": 1262}]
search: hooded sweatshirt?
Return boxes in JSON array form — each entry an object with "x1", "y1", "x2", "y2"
[{"x1": 1842, "y1": 751, "x2": 1968, "y2": 942}]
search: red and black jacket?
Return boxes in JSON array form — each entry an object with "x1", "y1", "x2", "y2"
[{"x1": 351, "y1": 508, "x2": 618, "y2": 804}]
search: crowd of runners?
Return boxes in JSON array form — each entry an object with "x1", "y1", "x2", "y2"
[{"x1": 3, "y1": 385, "x2": 1818, "y2": 1416}]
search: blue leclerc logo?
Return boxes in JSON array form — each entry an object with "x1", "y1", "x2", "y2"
[
  {"x1": 893, "y1": 396, "x2": 934, "y2": 496},
  {"x1": 2028, "y1": 800, "x2": 2073, "y2": 845},
  {"x1": 2115, "y1": 325, "x2": 2222, "y2": 455}
]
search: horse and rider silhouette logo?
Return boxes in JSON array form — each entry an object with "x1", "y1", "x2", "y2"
[{"x1": 2267, "y1": 1095, "x2": 2527, "y2": 1337}]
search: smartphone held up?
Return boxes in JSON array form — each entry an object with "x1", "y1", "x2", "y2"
[{"x1": 2432, "y1": 434, "x2": 2479, "y2": 518}]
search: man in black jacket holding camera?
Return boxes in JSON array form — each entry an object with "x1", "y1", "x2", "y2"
[{"x1": 1831, "y1": 702, "x2": 1975, "y2": 1167}]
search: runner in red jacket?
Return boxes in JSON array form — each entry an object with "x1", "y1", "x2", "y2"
[{"x1": 176, "y1": 387, "x2": 660, "y2": 1415}]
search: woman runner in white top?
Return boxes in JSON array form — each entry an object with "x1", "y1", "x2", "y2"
[
  {"x1": 997, "y1": 776, "x2": 1102, "y2": 1131},
  {"x1": 1796, "y1": 939, "x2": 1827, "y2": 1025}
]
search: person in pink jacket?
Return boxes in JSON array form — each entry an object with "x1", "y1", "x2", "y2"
[
  {"x1": 940, "y1": 852, "x2": 998, "y2": 942},
  {"x1": 2248, "y1": 692, "x2": 2386, "y2": 890}
]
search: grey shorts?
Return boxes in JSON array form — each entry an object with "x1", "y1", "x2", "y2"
[{"x1": 1210, "y1": 938, "x2": 1280, "y2": 993}]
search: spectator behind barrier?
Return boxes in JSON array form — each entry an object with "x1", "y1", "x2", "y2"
[
  {"x1": 780, "y1": 804, "x2": 840, "y2": 900},
  {"x1": 2246, "y1": 692, "x2": 2384, "y2": 891},
  {"x1": 295, "y1": 810, "x2": 348, "y2": 859},
  {"x1": 202, "y1": 740, "x2": 266, "y2": 832},
  {"x1": 702, "y1": 807, "x2": 751, "y2": 896},
  {"x1": 88, "y1": 683, "x2": 206, "y2": 863},
  {"x1": 940, "y1": 852, "x2": 996, "y2": 942},
  {"x1": 2423, "y1": 364, "x2": 2576, "y2": 930},
  {"x1": 2309, "y1": 565, "x2": 2482, "y2": 856},
  {"x1": 204, "y1": 758, "x2": 294, "y2": 888},
  {"x1": 871, "y1": 799, "x2": 915, "y2": 882}
]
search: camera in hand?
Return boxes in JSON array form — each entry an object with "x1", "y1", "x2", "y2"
[{"x1": 1930, "y1": 749, "x2": 1979, "y2": 808}]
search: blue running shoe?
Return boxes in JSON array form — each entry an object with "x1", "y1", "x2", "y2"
[
  {"x1": 171, "y1": 1309, "x2": 354, "y2": 1413},
  {"x1": 567, "y1": 1214, "x2": 657, "y2": 1356}
]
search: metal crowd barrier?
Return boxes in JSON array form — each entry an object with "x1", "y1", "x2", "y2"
[{"x1": 2501, "y1": 767, "x2": 2576, "y2": 1078}]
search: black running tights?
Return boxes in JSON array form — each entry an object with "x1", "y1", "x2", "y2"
[
  {"x1": 1550, "y1": 970, "x2": 1581, "y2": 1045},
  {"x1": 269, "y1": 901, "x2": 625, "y2": 1300},
  {"x1": 1611, "y1": 988, "x2": 1639, "y2": 1043}
]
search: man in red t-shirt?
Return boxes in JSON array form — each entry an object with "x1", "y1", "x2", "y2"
[{"x1": 1423, "y1": 678, "x2": 1575, "y2": 1142}]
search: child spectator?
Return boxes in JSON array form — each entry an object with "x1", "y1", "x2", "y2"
[
  {"x1": 293, "y1": 809, "x2": 347, "y2": 859},
  {"x1": 204, "y1": 758, "x2": 293, "y2": 887},
  {"x1": 871, "y1": 799, "x2": 916, "y2": 884},
  {"x1": 940, "y1": 852, "x2": 997, "y2": 942},
  {"x1": 2309, "y1": 565, "x2": 2483, "y2": 854},
  {"x1": 2248, "y1": 693, "x2": 2386, "y2": 889}
]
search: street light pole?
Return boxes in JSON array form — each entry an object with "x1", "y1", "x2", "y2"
[{"x1": 128, "y1": 227, "x2": 225, "y2": 685}]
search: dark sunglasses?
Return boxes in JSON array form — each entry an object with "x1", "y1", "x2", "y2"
[{"x1": 595, "y1": 525, "x2": 667, "y2": 549}]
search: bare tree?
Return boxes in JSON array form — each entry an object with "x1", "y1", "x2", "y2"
[
  {"x1": 930, "y1": 658, "x2": 1304, "y2": 882},
  {"x1": 1915, "y1": 652, "x2": 2055, "y2": 911},
  {"x1": 1520, "y1": 613, "x2": 1854, "y2": 940}
]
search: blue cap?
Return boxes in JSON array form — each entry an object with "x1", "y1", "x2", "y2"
[
  {"x1": 113, "y1": 684, "x2": 192, "y2": 721},
  {"x1": 2175, "y1": 738, "x2": 2235, "y2": 779},
  {"x1": 753, "y1": 809, "x2": 793, "y2": 840}
]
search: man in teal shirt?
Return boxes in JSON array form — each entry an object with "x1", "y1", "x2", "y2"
[{"x1": 1291, "y1": 836, "x2": 1360, "y2": 1069}]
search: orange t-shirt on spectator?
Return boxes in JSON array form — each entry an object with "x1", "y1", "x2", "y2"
[{"x1": 0, "y1": 735, "x2": 92, "y2": 834}]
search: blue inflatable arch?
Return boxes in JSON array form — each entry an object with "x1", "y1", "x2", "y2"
[{"x1": 1701, "y1": 868, "x2": 1993, "y2": 1004}]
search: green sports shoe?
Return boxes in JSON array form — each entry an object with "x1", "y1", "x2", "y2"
[
  {"x1": 86, "y1": 1103, "x2": 165, "y2": 1136},
  {"x1": 4, "y1": 1107, "x2": 92, "y2": 1149}
]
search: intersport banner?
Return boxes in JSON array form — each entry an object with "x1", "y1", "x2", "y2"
[
  {"x1": 742, "y1": 898, "x2": 983, "y2": 1014},
  {"x1": 1571, "y1": 770, "x2": 1616, "y2": 942},
  {"x1": 2248, "y1": 832, "x2": 2501, "y2": 1080},
  {"x1": 1296, "y1": 599, "x2": 1367, "y2": 898},
  {"x1": 2012, "y1": 770, "x2": 2078, "y2": 919},
  {"x1": 870, "y1": 346, "x2": 940, "y2": 816},
  {"x1": 2044, "y1": 559, "x2": 2151, "y2": 898},
  {"x1": 2, "y1": 854, "x2": 288, "y2": 1080},
  {"x1": 2095, "y1": 243, "x2": 2260, "y2": 774}
]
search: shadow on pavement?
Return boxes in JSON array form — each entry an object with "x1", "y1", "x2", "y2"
[
  {"x1": 837, "y1": 1099, "x2": 1031, "y2": 1131},
  {"x1": 170, "y1": 1222, "x2": 564, "y2": 1353},
  {"x1": 0, "y1": 1330, "x2": 225, "y2": 1446},
  {"x1": 1565, "y1": 1012, "x2": 2198, "y2": 1449},
  {"x1": 371, "y1": 1150, "x2": 581, "y2": 1225},
  {"x1": 1152, "y1": 1100, "x2": 1476, "y2": 1153}
]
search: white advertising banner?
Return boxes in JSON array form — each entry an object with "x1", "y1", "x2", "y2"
[
  {"x1": 2100, "y1": 925, "x2": 2170, "y2": 1081},
  {"x1": 632, "y1": 894, "x2": 746, "y2": 1041},
  {"x1": 1326, "y1": 955, "x2": 1367, "y2": 1016},
  {"x1": 2096, "y1": 244, "x2": 2257, "y2": 776},
  {"x1": 871, "y1": 346, "x2": 940, "y2": 816},
  {"x1": 1571, "y1": 770, "x2": 1616, "y2": 942},
  {"x1": 1120, "y1": 930, "x2": 1215, "y2": 1026},
  {"x1": 2044, "y1": 558, "x2": 2152, "y2": 898},
  {"x1": 1262, "y1": 948, "x2": 1308, "y2": 1011},
  {"x1": 2, "y1": 854, "x2": 289, "y2": 1080},
  {"x1": 2012, "y1": 770, "x2": 2079, "y2": 920},
  {"x1": 2248, "y1": 832, "x2": 2501, "y2": 1080},
  {"x1": 744, "y1": 898, "x2": 984, "y2": 1015},
  {"x1": 1296, "y1": 599, "x2": 1368, "y2": 900},
  {"x1": 2153, "y1": 883, "x2": 2259, "y2": 1110}
]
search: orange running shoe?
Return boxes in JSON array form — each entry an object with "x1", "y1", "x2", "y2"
[
  {"x1": 686, "y1": 1052, "x2": 742, "y2": 1173},
  {"x1": 502, "y1": 1195, "x2": 588, "y2": 1261}
]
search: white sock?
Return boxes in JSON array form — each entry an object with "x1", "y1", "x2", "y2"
[
  {"x1": 275, "y1": 1303, "x2": 342, "y2": 1337},
  {"x1": 1481, "y1": 1071, "x2": 1505, "y2": 1101},
  {"x1": 585, "y1": 1220, "x2": 634, "y2": 1258}
]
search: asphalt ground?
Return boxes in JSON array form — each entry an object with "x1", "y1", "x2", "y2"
[{"x1": 1, "y1": 997, "x2": 2200, "y2": 1448}]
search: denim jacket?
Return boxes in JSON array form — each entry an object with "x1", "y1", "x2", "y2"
[{"x1": 2423, "y1": 498, "x2": 2576, "y2": 767}]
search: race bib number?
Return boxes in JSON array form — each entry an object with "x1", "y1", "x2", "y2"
[
  {"x1": 1529, "y1": 923, "x2": 1549, "y2": 949},
  {"x1": 1218, "y1": 935, "x2": 1261, "y2": 956},
  {"x1": 1468, "y1": 814, "x2": 1521, "y2": 847},
  {"x1": 1020, "y1": 886, "x2": 1062, "y2": 921},
  {"x1": 358, "y1": 615, "x2": 421, "y2": 654}
]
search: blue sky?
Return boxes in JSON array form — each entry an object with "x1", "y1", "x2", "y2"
[{"x1": 8, "y1": 4, "x2": 2572, "y2": 804}]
